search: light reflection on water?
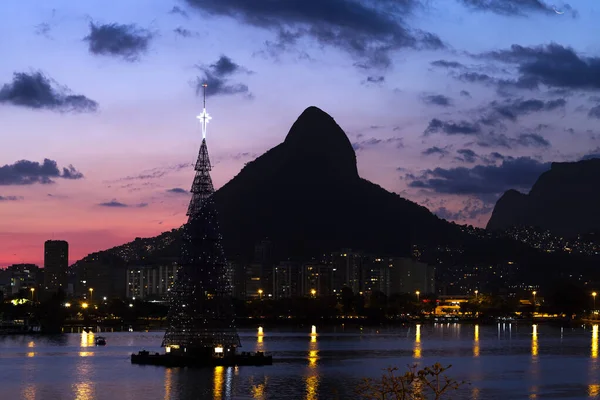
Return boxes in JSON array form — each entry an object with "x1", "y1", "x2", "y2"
[
  {"x1": 473, "y1": 324, "x2": 480, "y2": 358},
  {"x1": 2, "y1": 324, "x2": 600, "y2": 399},
  {"x1": 306, "y1": 335, "x2": 319, "y2": 400},
  {"x1": 413, "y1": 323, "x2": 421, "y2": 359}
]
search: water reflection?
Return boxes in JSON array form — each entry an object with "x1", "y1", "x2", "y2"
[
  {"x1": 256, "y1": 330, "x2": 264, "y2": 352},
  {"x1": 306, "y1": 333, "x2": 319, "y2": 400},
  {"x1": 214, "y1": 366, "x2": 224, "y2": 399},
  {"x1": 164, "y1": 368, "x2": 172, "y2": 400},
  {"x1": 73, "y1": 382, "x2": 93, "y2": 400},
  {"x1": 251, "y1": 377, "x2": 267, "y2": 400},
  {"x1": 21, "y1": 385, "x2": 36, "y2": 400},
  {"x1": 473, "y1": 325, "x2": 480, "y2": 357},
  {"x1": 250, "y1": 332, "x2": 267, "y2": 399},
  {"x1": 26, "y1": 340, "x2": 36, "y2": 357},
  {"x1": 531, "y1": 325, "x2": 538, "y2": 358},
  {"x1": 211, "y1": 365, "x2": 234, "y2": 399},
  {"x1": 530, "y1": 325, "x2": 539, "y2": 398},
  {"x1": 79, "y1": 331, "x2": 94, "y2": 357},
  {"x1": 74, "y1": 332, "x2": 95, "y2": 399},
  {"x1": 413, "y1": 324, "x2": 421, "y2": 359},
  {"x1": 588, "y1": 384, "x2": 600, "y2": 397},
  {"x1": 591, "y1": 325, "x2": 598, "y2": 359},
  {"x1": 225, "y1": 366, "x2": 233, "y2": 398}
]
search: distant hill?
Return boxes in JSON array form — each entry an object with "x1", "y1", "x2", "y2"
[
  {"x1": 487, "y1": 158, "x2": 600, "y2": 236},
  {"x1": 75, "y1": 106, "x2": 461, "y2": 266}
]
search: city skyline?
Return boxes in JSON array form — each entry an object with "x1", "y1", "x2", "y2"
[{"x1": 2, "y1": 0, "x2": 600, "y2": 267}]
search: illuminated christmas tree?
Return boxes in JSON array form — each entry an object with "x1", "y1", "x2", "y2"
[{"x1": 162, "y1": 84, "x2": 240, "y2": 356}]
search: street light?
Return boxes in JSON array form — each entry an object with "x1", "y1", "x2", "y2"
[
  {"x1": 89, "y1": 288, "x2": 94, "y2": 303},
  {"x1": 310, "y1": 289, "x2": 317, "y2": 297},
  {"x1": 258, "y1": 289, "x2": 263, "y2": 299},
  {"x1": 30, "y1": 288, "x2": 35, "y2": 302},
  {"x1": 532, "y1": 291, "x2": 537, "y2": 307},
  {"x1": 593, "y1": 292, "x2": 597, "y2": 311},
  {"x1": 474, "y1": 290, "x2": 479, "y2": 299},
  {"x1": 416, "y1": 291, "x2": 420, "y2": 301}
]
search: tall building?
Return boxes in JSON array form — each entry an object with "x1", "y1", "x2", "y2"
[
  {"x1": 126, "y1": 263, "x2": 178, "y2": 299},
  {"x1": 245, "y1": 240, "x2": 276, "y2": 299},
  {"x1": 273, "y1": 262, "x2": 299, "y2": 299},
  {"x1": 389, "y1": 257, "x2": 435, "y2": 295},
  {"x1": 44, "y1": 240, "x2": 68, "y2": 292},
  {"x1": 331, "y1": 249, "x2": 362, "y2": 293},
  {"x1": 6, "y1": 264, "x2": 42, "y2": 295},
  {"x1": 74, "y1": 254, "x2": 129, "y2": 299},
  {"x1": 360, "y1": 257, "x2": 390, "y2": 295},
  {"x1": 299, "y1": 263, "x2": 334, "y2": 297}
]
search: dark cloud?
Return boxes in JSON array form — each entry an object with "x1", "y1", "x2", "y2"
[
  {"x1": 458, "y1": 72, "x2": 496, "y2": 84},
  {"x1": 485, "y1": 43, "x2": 599, "y2": 91},
  {"x1": 422, "y1": 146, "x2": 449, "y2": 157},
  {"x1": 458, "y1": 0, "x2": 575, "y2": 17},
  {"x1": 112, "y1": 163, "x2": 191, "y2": 183},
  {"x1": 515, "y1": 133, "x2": 550, "y2": 147},
  {"x1": 0, "y1": 71, "x2": 97, "y2": 113},
  {"x1": 230, "y1": 152, "x2": 259, "y2": 160},
  {"x1": 174, "y1": 27, "x2": 193, "y2": 37},
  {"x1": 460, "y1": 90, "x2": 471, "y2": 97},
  {"x1": 407, "y1": 156, "x2": 551, "y2": 195},
  {"x1": 366, "y1": 76, "x2": 385, "y2": 84},
  {"x1": 431, "y1": 60, "x2": 464, "y2": 69},
  {"x1": 490, "y1": 97, "x2": 566, "y2": 122},
  {"x1": 35, "y1": 23, "x2": 52, "y2": 38},
  {"x1": 589, "y1": 95, "x2": 600, "y2": 103},
  {"x1": 98, "y1": 199, "x2": 148, "y2": 208},
  {"x1": 424, "y1": 118, "x2": 481, "y2": 135},
  {"x1": 352, "y1": 137, "x2": 403, "y2": 151},
  {"x1": 475, "y1": 132, "x2": 551, "y2": 149},
  {"x1": 425, "y1": 97, "x2": 558, "y2": 148},
  {"x1": 0, "y1": 159, "x2": 84, "y2": 186},
  {"x1": 435, "y1": 200, "x2": 494, "y2": 221},
  {"x1": 183, "y1": 0, "x2": 443, "y2": 69},
  {"x1": 422, "y1": 94, "x2": 453, "y2": 107},
  {"x1": 589, "y1": 105, "x2": 600, "y2": 119},
  {"x1": 84, "y1": 22, "x2": 153, "y2": 61},
  {"x1": 582, "y1": 147, "x2": 600, "y2": 160},
  {"x1": 167, "y1": 188, "x2": 188, "y2": 194},
  {"x1": 196, "y1": 55, "x2": 251, "y2": 97},
  {"x1": 170, "y1": 6, "x2": 189, "y2": 17},
  {"x1": 0, "y1": 195, "x2": 23, "y2": 201},
  {"x1": 456, "y1": 148, "x2": 478, "y2": 163}
]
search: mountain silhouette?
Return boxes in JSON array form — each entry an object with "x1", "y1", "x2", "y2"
[
  {"x1": 487, "y1": 158, "x2": 600, "y2": 236},
  {"x1": 211, "y1": 106, "x2": 457, "y2": 261}
]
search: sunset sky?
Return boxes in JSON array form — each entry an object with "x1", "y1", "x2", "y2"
[{"x1": 1, "y1": 0, "x2": 599, "y2": 267}]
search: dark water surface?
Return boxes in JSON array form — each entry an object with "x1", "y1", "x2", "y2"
[{"x1": 1, "y1": 323, "x2": 599, "y2": 399}]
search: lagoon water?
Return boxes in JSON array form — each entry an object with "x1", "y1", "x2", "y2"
[{"x1": 1, "y1": 323, "x2": 599, "y2": 399}]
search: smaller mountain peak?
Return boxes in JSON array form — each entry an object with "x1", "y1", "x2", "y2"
[
  {"x1": 284, "y1": 106, "x2": 336, "y2": 143},
  {"x1": 283, "y1": 106, "x2": 358, "y2": 179}
]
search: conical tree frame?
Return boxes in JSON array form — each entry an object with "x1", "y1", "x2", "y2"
[{"x1": 162, "y1": 138, "x2": 241, "y2": 351}]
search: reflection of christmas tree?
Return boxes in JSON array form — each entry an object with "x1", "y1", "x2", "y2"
[{"x1": 162, "y1": 112, "x2": 240, "y2": 353}]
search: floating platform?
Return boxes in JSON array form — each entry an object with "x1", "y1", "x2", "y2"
[{"x1": 131, "y1": 350, "x2": 273, "y2": 368}]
